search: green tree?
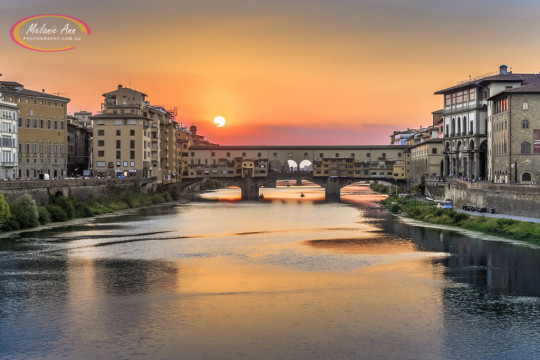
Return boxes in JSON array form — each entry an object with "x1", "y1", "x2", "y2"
[
  {"x1": 0, "y1": 195, "x2": 11, "y2": 229},
  {"x1": 10, "y1": 193, "x2": 39, "y2": 229}
]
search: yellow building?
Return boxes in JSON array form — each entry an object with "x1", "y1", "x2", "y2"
[
  {"x1": 92, "y1": 85, "x2": 172, "y2": 180},
  {"x1": 0, "y1": 81, "x2": 69, "y2": 179}
]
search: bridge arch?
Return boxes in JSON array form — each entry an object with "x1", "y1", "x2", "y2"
[{"x1": 299, "y1": 159, "x2": 313, "y2": 171}]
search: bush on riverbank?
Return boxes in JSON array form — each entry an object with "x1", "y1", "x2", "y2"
[
  {"x1": 9, "y1": 194, "x2": 40, "y2": 230},
  {"x1": 382, "y1": 195, "x2": 540, "y2": 245},
  {"x1": 1, "y1": 185, "x2": 183, "y2": 232},
  {"x1": 0, "y1": 195, "x2": 10, "y2": 229}
]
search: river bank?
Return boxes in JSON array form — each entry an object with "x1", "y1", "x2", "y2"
[
  {"x1": 380, "y1": 194, "x2": 540, "y2": 246},
  {"x1": 0, "y1": 184, "x2": 192, "y2": 238}
]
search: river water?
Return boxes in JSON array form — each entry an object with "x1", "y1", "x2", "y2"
[{"x1": 1, "y1": 184, "x2": 539, "y2": 360}]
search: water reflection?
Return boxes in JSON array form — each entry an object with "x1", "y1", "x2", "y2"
[{"x1": 1, "y1": 187, "x2": 540, "y2": 359}]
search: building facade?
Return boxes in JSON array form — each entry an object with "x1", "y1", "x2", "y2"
[
  {"x1": 92, "y1": 85, "x2": 177, "y2": 180},
  {"x1": 435, "y1": 65, "x2": 540, "y2": 180},
  {"x1": 488, "y1": 83, "x2": 540, "y2": 184},
  {"x1": 67, "y1": 115, "x2": 92, "y2": 176},
  {"x1": 407, "y1": 139, "x2": 443, "y2": 183},
  {"x1": 0, "y1": 94, "x2": 19, "y2": 180},
  {"x1": 0, "y1": 81, "x2": 70, "y2": 179}
]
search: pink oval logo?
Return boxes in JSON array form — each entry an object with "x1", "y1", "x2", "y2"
[{"x1": 10, "y1": 14, "x2": 91, "y2": 52}]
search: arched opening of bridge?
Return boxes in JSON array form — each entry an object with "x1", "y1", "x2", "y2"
[
  {"x1": 269, "y1": 160, "x2": 283, "y2": 173},
  {"x1": 284, "y1": 160, "x2": 298, "y2": 172},
  {"x1": 299, "y1": 160, "x2": 313, "y2": 172}
]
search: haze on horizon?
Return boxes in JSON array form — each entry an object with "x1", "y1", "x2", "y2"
[{"x1": 2, "y1": 0, "x2": 540, "y2": 145}]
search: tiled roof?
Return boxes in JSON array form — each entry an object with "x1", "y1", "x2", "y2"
[
  {"x1": 434, "y1": 73, "x2": 540, "y2": 95},
  {"x1": 487, "y1": 81, "x2": 540, "y2": 100},
  {"x1": 0, "y1": 82, "x2": 70, "y2": 101}
]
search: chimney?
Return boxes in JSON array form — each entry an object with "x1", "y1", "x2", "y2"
[
  {"x1": 118, "y1": 84, "x2": 123, "y2": 89},
  {"x1": 42, "y1": 89, "x2": 45, "y2": 94},
  {"x1": 189, "y1": 125, "x2": 197, "y2": 135},
  {"x1": 499, "y1": 65, "x2": 508, "y2": 75}
]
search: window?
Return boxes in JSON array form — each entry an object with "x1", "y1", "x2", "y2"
[
  {"x1": 226, "y1": 152, "x2": 230, "y2": 157},
  {"x1": 521, "y1": 142, "x2": 531, "y2": 155},
  {"x1": 523, "y1": 101, "x2": 529, "y2": 110},
  {"x1": 97, "y1": 161, "x2": 106, "y2": 167},
  {"x1": 98, "y1": 151, "x2": 104, "y2": 157},
  {"x1": 60, "y1": 144, "x2": 64, "y2": 153},
  {"x1": 47, "y1": 120, "x2": 51, "y2": 129},
  {"x1": 211, "y1": 152, "x2": 215, "y2": 156},
  {"x1": 130, "y1": 140, "x2": 135, "y2": 149},
  {"x1": 54, "y1": 144, "x2": 58, "y2": 153},
  {"x1": 54, "y1": 120, "x2": 58, "y2": 129},
  {"x1": 469, "y1": 89, "x2": 476, "y2": 101},
  {"x1": 25, "y1": 143, "x2": 30, "y2": 153},
  {"x1": 61, "y1": 121, "x2": 64, "y2": 130},
  {"x1": 398, "y1": 152, "x2": 402, "y2": 157},
  {"x1": 382, "y1": 153, "x2": 386, "y2": 158},
  {"x1": 432, "y1": 148, "x2": 437, "y2": 154},
  {"x1": 130, "y1": 161, "x2": 135, "y2": 167},
  {"x1": 98, "y1": 129, "x2": 104, "y2": 136},
  {"x1": 116, "y1": 130, "x2": 121, "y2": 136},
  {"x1": 98, "y1": 140, "x2": 104, "y2": 146},
  {"x1": 366, "y1": 153, "x2": 370, "y2": 157},
  {"x1": 116, "y1": 140, "x2": 121, "y2": 149},
  {"x1": 18, "y1": 118, "x2": 22, "y2": 127},
  {"x1": 258, "y1": 152, "x2": 262, "y2": 158},
  {"x1": 116, "y1": 151, "x2": 121, "y2": 159},
  {"x1": 33, "y1": 119, "x2": 37, "y2": 128},
  {"x1": 130, "y1": 130, "x2": 135, "y2": 136},
  {"x1": 130, "y1": 151, "x2": 135, "y2": 159},
  {"x1": 123, "y1": 161, "x2": 128, "y2": 167},
  {"x1": 33, "y1": 143, "x2": 37, "y2": 153},
  {"x1": 116, "y1": 161, "x2": 121, "y2": 166},
  {"x1": 40, "y1": 119, "x2": 44, "y2": 128},
  {"x1": 522, "y1": 120, "x2": 529, "y2": 129},
  {"x1": 335, "y1": 153, "x2": 339, "y2": 157},
  {"x1": 522, "y1": 172, "x2": 532, "y2": 182},
  {"x1": 25, "y1": 118, "x2": 30, "y2": 127}
]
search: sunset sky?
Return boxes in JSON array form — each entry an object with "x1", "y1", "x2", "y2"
[{"x1": 2, "y1": 0, "x2": 540, "y2": 145}]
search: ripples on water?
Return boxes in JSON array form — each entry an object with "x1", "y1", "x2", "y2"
[{"x1": 0, "y1": 183, "x2": 539, "y2": 360}]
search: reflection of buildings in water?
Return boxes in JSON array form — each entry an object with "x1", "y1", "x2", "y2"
[
  {"x1": 379, "y1": 217, "x2": 540, "y2": 296},
  {"x1": 94, "y1": 259, "x2": 179, "y2": 296}
]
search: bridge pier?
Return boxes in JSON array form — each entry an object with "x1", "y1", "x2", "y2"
[{"x1": 239, "y1": 177, "x2": 262, "y2": 200}]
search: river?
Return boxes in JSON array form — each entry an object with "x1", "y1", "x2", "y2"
[{"x1": 1, "y1": 184, "x2": 539, "y2": 360}]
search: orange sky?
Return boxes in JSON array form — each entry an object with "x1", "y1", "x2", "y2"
[{"x1": 3, "y1": 0, "x2": 540, "y2": 145}]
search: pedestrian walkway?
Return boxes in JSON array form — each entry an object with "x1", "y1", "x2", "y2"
[{"x1": 456, "y1": 209, "x2": 540, "y2": 223}]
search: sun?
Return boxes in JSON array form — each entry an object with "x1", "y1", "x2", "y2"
[{"x1": 214, "y1": 116, "x2": 226, "y2": 127}]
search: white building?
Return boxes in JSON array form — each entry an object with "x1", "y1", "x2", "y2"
[{"x1": 0, "y1": 93, "x2": 19, "y2": 179}]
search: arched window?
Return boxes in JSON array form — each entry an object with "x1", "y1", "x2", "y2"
[
  {"x1": 522, "y1": 119, "x2": 529, "y2": 129},
  {"x1": 462, "y1": 117, "x2": 467, "y2": 135},
  {"x1": 521, "y1": 142, "x2": 531, "y2": 155},
  {"x1": 522, "y1": 172, "x2": 532, "y2": 182},
  {"x1": 523, "y1": 101, "x2": 529, "y2": 110}
]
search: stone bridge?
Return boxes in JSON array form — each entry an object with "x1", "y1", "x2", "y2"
[{"x1": 180, "y1": 172, "x2": 404, "y2": 200}]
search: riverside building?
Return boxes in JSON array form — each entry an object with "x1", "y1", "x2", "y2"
[
  {"x1": 92, "y1": 85, "x2": 178, "y2": 181},
  {"x1": 488, "y1": 82, "x2": 540, "y2": 184},
  {"x1": 0, "y1": 94, "x2": 19, "y2": 180},
  {"x1": 435, "y1": 65, "x2": 540, "y2": 181},
  {"x1": 0, "y1": 81, "x2": 70, "y2": 179}
]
